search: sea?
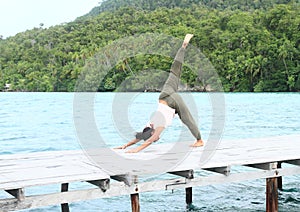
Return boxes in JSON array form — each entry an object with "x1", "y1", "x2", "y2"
[{"x1": 0, "y1": 92, "x2": 299, "y2": 212}]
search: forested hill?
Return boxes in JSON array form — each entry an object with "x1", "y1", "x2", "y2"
[
  {"x1": 84, "y1": 0, "x2": 298, "y2": 18},
  {"x1": 0, "y1": 0, "x2": 299, "y2": 92}
]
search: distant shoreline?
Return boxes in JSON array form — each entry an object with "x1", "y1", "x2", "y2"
[{"x1": 1, "y1": 90, "x2": 299, "y2": 93}]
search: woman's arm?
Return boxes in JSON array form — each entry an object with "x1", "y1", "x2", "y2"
[
  {"x1": 114, "y1": 138, "x2": 141, "y2": 149},
  {"x1": 126, "y1": 127, "x2": 165, "y2": 153}
]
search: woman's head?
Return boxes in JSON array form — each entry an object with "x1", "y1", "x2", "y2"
[{"x1": 135, "y1": 127, "x2": 154, "y2": 140}]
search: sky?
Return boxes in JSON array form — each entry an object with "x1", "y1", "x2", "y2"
[{"x1": 0, "y1": 0, "x2": 101, "y2": 38}]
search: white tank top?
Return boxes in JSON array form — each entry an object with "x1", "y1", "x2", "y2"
[{"x1": 148, "y1": 103, "x2": 175, "y2": 128}]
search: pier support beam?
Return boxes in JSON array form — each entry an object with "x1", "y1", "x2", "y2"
[
  {"x1": 169, "y1": 170, "x2": 194, "y2": 208},
  {"x1": 168, "y1": 170, "x2": 194, "y2": 179},
  {"x1": 87, "y1": 179, "x2": 110, "y2": 192},
  {"x1": 185, "y1": 187, "x2": 192, "y2": 206},
  {"x1": 5, "y1": 188, "x2": 24, "y2": 201},
  {"x1": 61, "y1": 183, "x2": 70, "y2": 212},
  {"x1": 131, "y1": 193, "x2": 140, "y2": 212},
  {"x1": 112, "y1": 174, "x2": 137, "y2": 186},
  {"x1": 204, "y1": 166, "x2": 231, "y2": 176},
  {"x1": 277, "y1": 162, "x2": 282, "y2": 190},
  {"x1": 266, "y1": 178, "x2": 278, "y2": 212}
]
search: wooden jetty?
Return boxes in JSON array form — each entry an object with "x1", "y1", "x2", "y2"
[{"x1": 0, "y1": 134, "x2": 300, "y2": 211}]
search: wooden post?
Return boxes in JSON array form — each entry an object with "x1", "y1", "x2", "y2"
[
  {"x1": 61, "y1": 183, "x2": 70, "y2": 212},
  {"x1": 186, "y1": 187, "x2": 192, "y2": 206},
  {"x1": 277, "y1": 162, "x2": 282, "y2": 190},
  {"x1": 131, "y1": 193, "x2": 140, "y2": 212},
  {"x1": 266, "y1": 178, "x2": 278, "y2": 212}
]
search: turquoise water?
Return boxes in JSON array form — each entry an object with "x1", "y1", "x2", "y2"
[{"x1": 0, "y1": 92, "x2": 299, "y2": 211}]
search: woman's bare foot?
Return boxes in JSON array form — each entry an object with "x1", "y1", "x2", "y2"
[
  {"x1": 182, "y1": 34, "x2": 194, "y2": 48},
  {"x1": 190, "y1": 139, "x2": 204, "y2": 147}
]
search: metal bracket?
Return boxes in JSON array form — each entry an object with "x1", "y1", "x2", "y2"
[
  {"x1": 87, "y1": 179, "x2": 110, "y2": 192},
  {"x1": 165, "y1": 178, "x2": 187, "y2": 190},
  {"x1": 111, "y1": 174, "x2": 138, "y2": 186},
  {"x1": 168, "y1": 169, "x2": 194, "y2": 179},
  {"x1": 204, "y1": 166, "x2": 231, "y2": 176},
  {"x1": 247, "y1": 162, "x2": 277, "y2": 170},
  {"x1": 5, "y1": 188, "x2": 25, "y2": 201}
]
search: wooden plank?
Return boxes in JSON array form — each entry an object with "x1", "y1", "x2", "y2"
[
  {"x1": 1, "y1": 163, "x2": 101, "y2": 180},
  {"x1": 0, "y1": 173, "x2": 109, "y2": 191},
  {"x1": 173, "y1": 135, "x2": 300, "y2": 172},
  {"x1": 0, "y1": 134, "x2": 299, "y2": 211},
  {"x1": 167, "y1": 166, "x2": 300, "y2": 190},
  {"x1": 0, "y1": 182, "x2": 136, "y2": 211},
  {"x1": 0, "y1": 153, "x2": 97, "y2": 175},
  {"x1": 1, "y1": 135, "x2": 299, "y2": 171},
  {"x1": 0, "y1": 151, "x2": 86, "y2": 172},
  {"x1": 1, "y1": 165, "x2": 300, "y2": 211},
  {"x1": 0, "y1": 151, "x2": 110, "y2": 190},
  {"x1": 0, "y1": 134, "x2": 299, "y2": 191},
  {"x1": 111, "y1": 144, "x2": 299, "y2": 174},
  {"x1": 0, "y1": 170, "x2": 110, "y2": 190}
]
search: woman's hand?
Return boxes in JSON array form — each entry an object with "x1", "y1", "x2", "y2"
[
  {"x1": 114, "y1": 144, "x2": 127, "y2": 149},
  {"x1": 126, "y1": 148, "x2": 140, "y2": 153},
  {"x1": 114, "y1": 138, "x2": 141, "y2": 150}
]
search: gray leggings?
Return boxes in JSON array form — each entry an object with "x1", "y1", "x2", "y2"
[{"x1": 159, "y1": 47, "x2": 202, "y2": 140}]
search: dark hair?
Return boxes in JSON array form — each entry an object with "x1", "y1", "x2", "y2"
[{"x1": 135, "y1": 127, "x2": 154, "y2": 140}]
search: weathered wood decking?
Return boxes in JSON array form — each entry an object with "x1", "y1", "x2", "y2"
[{"x1": 0, "y1": 134, "x2": 300, "y2": 211}]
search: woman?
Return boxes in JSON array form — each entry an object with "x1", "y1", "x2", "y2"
[{"x1": 116, "y1": 34, "x2": 204, "y2": 153}]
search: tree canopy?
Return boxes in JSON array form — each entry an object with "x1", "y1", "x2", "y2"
[{"x1": 0, "y1": 0, "x2": 299, "y2": 92}]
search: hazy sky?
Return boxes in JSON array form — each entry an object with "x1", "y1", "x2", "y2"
[{"x1": 0, "y1": 0, "x2": 100, "y2": 38}]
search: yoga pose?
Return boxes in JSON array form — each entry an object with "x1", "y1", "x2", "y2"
[{"x1": 115, "y1": 34, "x2": 204, "y2": 153}]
